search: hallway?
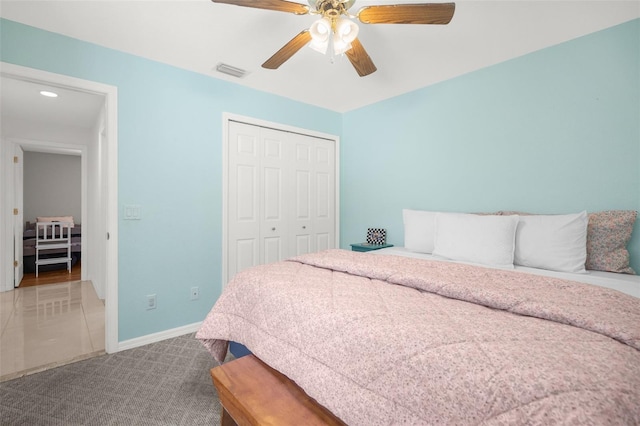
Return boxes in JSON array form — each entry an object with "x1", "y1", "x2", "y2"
[
  {"x1": 0, "y1": 280, "x2": 105, "y2": 382},
  {"x1": 19, "y1": 260, "x2": 82, "y2": 287}
]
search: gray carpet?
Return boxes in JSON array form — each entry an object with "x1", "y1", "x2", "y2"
[{"x1": 0, "y1": 333, "x2": 229, "y2": 425}]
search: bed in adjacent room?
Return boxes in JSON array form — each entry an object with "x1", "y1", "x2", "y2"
[{"x1": 197, "y1": 209, "x2": 640, "y2": 425}]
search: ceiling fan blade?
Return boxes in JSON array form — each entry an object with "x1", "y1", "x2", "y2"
[
  {"x1": 358, "y1": 3, "x2": 455, "y2": 25},
  {"x1": 262, "y1": 30, "x2": 313, "y2": 69},
  {"x1": 212, "y1": 0, "x2": 309, "y2": 15},
  {"x1": 345, "y1": 38, "x2": 377, "y2": 77}
]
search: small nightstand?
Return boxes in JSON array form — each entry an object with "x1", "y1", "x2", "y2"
[{"x1": 350, "y1": 243, "x2": 394, "y2": 252}]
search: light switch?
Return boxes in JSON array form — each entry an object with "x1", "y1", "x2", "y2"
[{"x1": 124, "y1": 205, "x2": 141, "y2": 220}]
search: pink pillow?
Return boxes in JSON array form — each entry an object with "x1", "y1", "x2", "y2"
[{"x1": 585, "y1": 210, "x2": 637, "y2": 275}]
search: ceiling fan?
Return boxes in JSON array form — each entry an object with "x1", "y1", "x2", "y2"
[{"x1": 212, "y1": 0, "x2": 455, "y2": 77}]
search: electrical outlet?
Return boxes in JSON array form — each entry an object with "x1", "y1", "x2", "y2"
[
  {"x1": 190, "y1": 286, "x2": 199, "y2": 301},
  {"x1": 147, "y1": 294, "x2": 157, "y2": 310}
]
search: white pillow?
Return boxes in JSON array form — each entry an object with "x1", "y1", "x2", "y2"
[
  {"x1": 433, "y1": 213, "x2": 519, "y2": 269},
  {"x1": 514, "y1": 211, "x2": 588, "y2": 273},
  {"x1": 403, "y1": 209, "x2": 438, "y2": 254}
]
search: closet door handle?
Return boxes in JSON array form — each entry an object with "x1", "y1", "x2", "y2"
[
  {"x1": 271, "y1": 227, "x2": 276, "y2": 231},
  {"x1": 302, "y1": 226, "x2": 306, "y2": 229}
]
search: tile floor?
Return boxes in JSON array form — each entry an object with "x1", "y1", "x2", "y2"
[{"x1": 0, "y1": 280, "x2": 105, "y2": 382}]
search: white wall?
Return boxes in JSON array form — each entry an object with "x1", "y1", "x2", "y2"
[
  {"x1": 23, "y1": 151, "x2": 81, "y2": 224},
  {"x1": 85, "y1": 107, "x2": 107, "y2": 299},
  {"x1": 1, "y1": 117, "x2": 92, "y2": 144}
]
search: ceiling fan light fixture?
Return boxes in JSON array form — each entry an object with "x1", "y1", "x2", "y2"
[
  {"x1": 309, "y1": 17, "x2": 331, "y2": 42},
  {"x1": 335, "y1": 17, "x2": 358, "y2": 43},
  {"x1": 214, "y1": 0, "x2": 455, "y2": 77},
  {"x1": 333, "y1": 17, "x2": 358, "y2": 54},
  {"x1": 309, "y1": 16, "x2": 358, "y2": 57},
  {"x1": 309, "y1": 16, "x2": 331, "y2": 54},
  {"x1": 309, "y1": 39, "x2": 329, "y2": 54},
  {"x1": 332, "y1": 35, "x2": 352, "y2": 55}
]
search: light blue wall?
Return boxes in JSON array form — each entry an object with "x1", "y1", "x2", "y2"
[
  {"x1": 342, "y1": 19, "x2": 640, "y2": 272},
  {"x1": 1, "y1": 19, "x2": 341, "y2": 340},
  {"x1": 2, "y1": 17, "x2": 638, "y2": 343}
]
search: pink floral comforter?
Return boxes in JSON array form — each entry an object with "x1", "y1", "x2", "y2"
[{"x1": 197, "y1": 249, "x2": 640, "y2": 425}]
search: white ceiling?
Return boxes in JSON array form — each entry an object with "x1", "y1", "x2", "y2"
[
  {"x1": 0, "y1": 76, "x2": 105, "y2": 130},
  {"x1": 1, "y1": 0, "x2": 638, "y2": 113}
]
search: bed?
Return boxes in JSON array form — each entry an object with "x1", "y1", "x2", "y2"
[
  {"x1": 375, "y1": 246, "x2": 640, "y2": 298},
  {"x1": 197, "y1": 210, "x2": 640, "y2": 424},
  {"x1": 23, "y1": 217, "x2": 81, "y2": 273}
]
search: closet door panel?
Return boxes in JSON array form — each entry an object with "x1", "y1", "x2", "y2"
[
  {"x1": 235, "y1": 239, "x2": 259, "y2": 275},
  {"x1": 262, "y1": 166, "x2": 286, "y2": 264},
  {"x1": 294, "y1": 170, "x2": 311, "y2": 220},
  {"x1": 291, "y1": 135, "x2": 314, "y2": 256},
  {"x1": 316, "y1": 171, "x2": 330, "y2": 219},
  {"x1": 263, "y1": 237, "x2": 283, "y2": 264},
  {"x1": 312, "y1": 138, "x2": 335, "y2": 250},
  {"x1": 315, "y1": 169, "x2": 332, "y2": 252},
  {"x1": 315, "y1": 233, "x2": 330, "y2": 251},
  {"x1": 294, "y1": 235, "x2": 311, "y2": 255},
  {"x1": 293, "y1": 140, "x2": 312, "y2": 227},
  {"x1": 291, "y1": 169, "x2": 313, "y2": 255},
  {"x1": 237, "y1": 133, "x2": 258, "y2": 157},
  {"x1": 263, "y1": 167, "x2": 282, "y2": 221},
  {"x1": 260, "y1": 129, "x2": 290, "y2": 264},
  {"x1": 236, "y1": 165, "x2": 257, "y2": 222},
  {"x1": 295, "y1": 142, "x2": 311, "y2": 163},
  {"x1": 264, "y1": 136, "x2": 282, "y2": 159},
  {"x1": 228, "y1": 122, "x2": 261, "y2": 280}
]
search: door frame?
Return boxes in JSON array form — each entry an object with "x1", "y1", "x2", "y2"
[
  {"x1": 0, "y1": 62, "x2": 119, "y2": 353},
  {"x1": 13, "y1": 144, "x2": 24, "y2": 286},
  {"x1": 221, "y1": 112, "x2": 341, "y2": 286},
  {"x1": 9, "y1": 139, "x2": 87, "y2": 280}
]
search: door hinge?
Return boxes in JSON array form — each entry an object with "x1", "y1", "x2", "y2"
[
  {"x1": 13, "y1": 156, "x2": 19, "y2": 164},
  {"x1": 13, "y1": 208, "x2": 19, "y2": 215},
  {"x1": 14, "y1": 260, "x2": 18, "y2": 267}
]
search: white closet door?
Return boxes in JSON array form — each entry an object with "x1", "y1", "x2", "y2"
[
  {"x1": 289, "y1": 134, "x2": 335, "y2": 256},
  {"x1": 228, "y1": 122, "x2": 261, "y2": 280},
  {"x1": 226, "y1": 119, "x2": 337, "y2": 283},
  {"x1": 290, "y1": 135, "x2": 313, "y2": 256},
  {"x1": 312, "y1": 138, "x2": 335, "y2": 252},
  {"x1": 259, "y1": 128, "x2": 290, "y2": 265}
]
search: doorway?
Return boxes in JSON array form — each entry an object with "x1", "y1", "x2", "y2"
[
  {"x1": 0, "y1": 62, "x2": 119, "y2": 355},
  {"x1": 19, "y1": 150, "x2": 83, "y2": 288}
]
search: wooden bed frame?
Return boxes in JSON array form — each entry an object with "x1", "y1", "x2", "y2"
[{"x1": 210, "y1": 355, "x2": 345, "y2": 426}]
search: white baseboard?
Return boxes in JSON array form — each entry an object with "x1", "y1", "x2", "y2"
[{"x1": 116, "y1": 322, "x2": 203, "y2": 352}]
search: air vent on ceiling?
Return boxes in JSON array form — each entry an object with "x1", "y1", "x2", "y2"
[{"x1": 215, "y1": 63, "x2": 249, "y2": 78}]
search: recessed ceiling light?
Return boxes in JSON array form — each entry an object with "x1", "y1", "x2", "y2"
[{"x1": 40, "y1": 90, "x2": 58, "y2": 98}]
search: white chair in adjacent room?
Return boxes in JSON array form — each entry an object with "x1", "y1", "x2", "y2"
[{"x1": 35, "y1": 221, "x2": 73, "y2": 277}]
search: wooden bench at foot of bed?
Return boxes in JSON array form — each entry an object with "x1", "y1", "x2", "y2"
[{"x1": 210, "y1": 354, "x2": 346, "y2": 426}]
